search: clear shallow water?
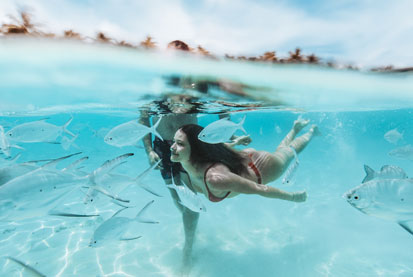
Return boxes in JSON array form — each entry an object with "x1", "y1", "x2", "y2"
[{"x1": 0, "y1": 38, "x2": 413, "y2": 277}]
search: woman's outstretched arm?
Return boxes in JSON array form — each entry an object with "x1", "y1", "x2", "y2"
[{"x1": 205, "y1": 165, "x2": 307, "y2": 202}]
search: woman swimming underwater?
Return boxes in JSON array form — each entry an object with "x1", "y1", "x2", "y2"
[{"x1": 170, "y1": 118, "x2": 320, "y2": 203}]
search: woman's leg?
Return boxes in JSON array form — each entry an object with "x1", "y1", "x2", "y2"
[
  {"x1": 181, "y1": 208, "x2": 199, "y2": 274},
  {"x1": 258, "y1": 123, "x2": 319, "y2": 183},
  {"x1": 276, "y1": 118, "x2": 310, "y2": 150},
  {"x1": 177, "y1": 172, "x2": 199, "y2": 275},
  {"x1": 289, "y1": 124, "x2": 320, "y2": 153},
  {"x1": 167, "y1": 182, "x2": 199, "y2": 275}
]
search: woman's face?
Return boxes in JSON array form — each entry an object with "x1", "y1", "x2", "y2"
[{"x1": 170, "y1": 129, "x2": 191, "y2": 163}]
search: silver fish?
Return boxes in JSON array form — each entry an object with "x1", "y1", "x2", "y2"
[
  {"x1": 89, "y1": 200, "x2": 158, "y2": 248},
  {"x1": 384, "y1": 128, "x2": 403, "y2": 144},
  {"x1": 198, "y1": 115, "x2": 246, "y2": 144},
  {"x1": 48, "y1": 211, "x2": 99, "y2": 217},
  {"x1": 362, "y1": 164, "x2": 408, "y2": 183},
  {"x1": 0, "y1": 162, "x2": 38, "y2": 186},
  {"x1": 97, "y1": 160, "x2": 163, "y2": 197},
  {"x1": 344, "y1": 178, "x2": 413, "y2": 236},
  {"x1": 5, "y1": 117, "x2": 76, "y2": 143},
  {"x1": 388, "y1": 144, "x2": 413, "y2": 160},
  {"x1": 0, "y1": 155, "x2": 84, "y2": 186},
  {"x1": 104, "y1": 117, "x2": 163, "y2": 147},
  {"x1": 167, "y1": 171, "x2": 206, "y2": 213},
  {"x1": 82, "y1": 153, "x2": 135, "y2": 204},
  {"x1": 0, "y1": 153, "x2": 85, "y2": 220},
  {"x1": 0, "y1": 153, "x2": 134, "y2": 220},
  {"x1": 282, "y1": 146, "x2": 299, "y2": 184}
]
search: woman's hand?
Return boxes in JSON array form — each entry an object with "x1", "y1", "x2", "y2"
[
  {"x1": 291, "y1": 191, "x2": 307, "y2": 202},
  {"x1": 148, "y1": 150, "x2": 162, "y2": 169}
]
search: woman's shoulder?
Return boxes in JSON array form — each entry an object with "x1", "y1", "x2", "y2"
[
  {"x1": 203, "y1": 163, "x2": 232, "y2": 189},
  {"x1": 203, "y1": 163, "x2": 231, "y2": 178}
]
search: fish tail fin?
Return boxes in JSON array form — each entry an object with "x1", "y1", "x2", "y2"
[
  {"x1": 134, "y1": 160, "x2": 163, "y2": 197},
  {"x1": 62, "y1": 116, "x2": 76, "y2": 137},
  {"x1": 110, "y1": 200, "x2": 135, "y2": 218},
  {"x1": 398, "y1": 221, "x2": 413, "y2": 236},
  {"x1": 362, "y1": 164, "x2": 375, "y2": 183},
  {"x1": 134, "y1": 160, "x2": 161, "y2": 183},
  {"x1": 9, "y1": 153, "x2": 22, "y2": 162},
  {"x1": 238, "y1": 115, "x2": 247, "y2": 134},
  {"x1": 135, "y1": 200, "x2": 159, "y2": 224},
  {"x1": 61, "y1": 134, "x2": 79, "y2": 150},
  {"x1": 150, "y1": 116, "x2": 163, "y2": 140},
  {"x1": 11, "y1": 144, "x2": 24, "y2": 150}
]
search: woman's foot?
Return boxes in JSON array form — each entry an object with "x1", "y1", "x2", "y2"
[
  {"x1": 291, "y1": 190, "x2": 307, "y2": 202},
  {"x1": 293, "y1": 118, "x2": 310, "y2": 133},
  {"x1": 309, "y1": 124, "x2": 321, "y2": 136}
]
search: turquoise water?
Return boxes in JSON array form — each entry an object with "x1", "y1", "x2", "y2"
[{"x1": 1, "y1": 38, "x2": 413, "y2": 276}]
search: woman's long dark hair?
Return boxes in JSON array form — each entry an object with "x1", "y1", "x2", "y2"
[{"x1": 179, "y1": 124, "x2": 247, "y2": 175}]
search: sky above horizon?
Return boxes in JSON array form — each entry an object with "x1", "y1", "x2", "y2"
[{"x1": 1, "y1": 0, "x2": 412, "y2": 67}]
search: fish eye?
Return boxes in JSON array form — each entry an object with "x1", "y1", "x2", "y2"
[
  {"x1": 353, "y1": 196, "x2": 359, "y2": 200},
  {"x1": 8, "y1": 133, "x2": 12, "y2": 136},
  {"x1": 94, "y1": 241, "x2": 96, "y2": 244}
]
